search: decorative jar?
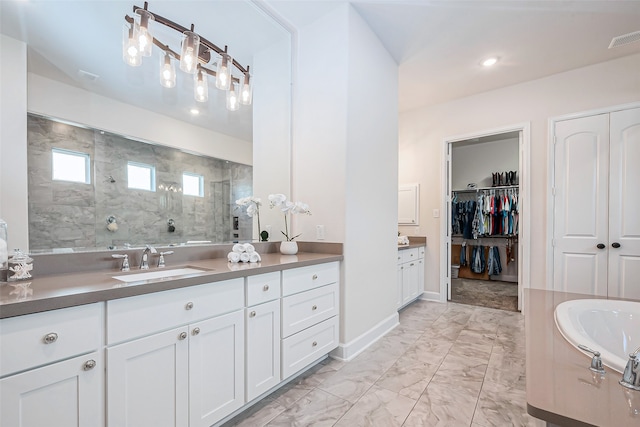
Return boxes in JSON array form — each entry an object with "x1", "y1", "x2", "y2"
[
  {"x1": 8, "y1": 249, "x2": 33, "y2": 282},
  {"x1": 280, "y1": 241, "x2": 298, "y2": 255}
]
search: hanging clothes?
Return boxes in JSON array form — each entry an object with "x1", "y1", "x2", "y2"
[
  {"x1": 487, "y1": 246, "x2": 502, "y2": 276},
  {"x1": 460, "y1": 242, "x2": 468, "y2": 267},
  {"x1": 470, "y1": 246, "x2": 485, "y2": 274}
]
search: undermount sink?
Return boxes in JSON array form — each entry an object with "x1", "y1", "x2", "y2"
[
  {"x1": 554, "y1": 298, "x2": 640, "y2": 373},
  {"x1": 113, "y1": 268, "x2": 207, "y2": 283}
]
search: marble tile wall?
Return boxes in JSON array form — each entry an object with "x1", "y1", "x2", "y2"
[
  {"x1": 223, "y1": 301, "x2": 543, "y2": 427},
  {"x1": 27, "y1": 115, "x2": 252, "y2": 250}
]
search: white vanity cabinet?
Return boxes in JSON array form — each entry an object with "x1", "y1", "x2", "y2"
[
  {"x1": 106, "y1": 278, "x2": 245, "y2": 427},
  {"x1": 397, "y1": 247, "x2": 425, "y2": 309},
  {"x1": 245, "y1": 272, "x2": 281, "y2": 402},
  {"x1": 281, "y1": 262, "x2": 339, "y2": 379},
  {"x1": 0, "y1": 303, "x2": 104, "y2": 427}
]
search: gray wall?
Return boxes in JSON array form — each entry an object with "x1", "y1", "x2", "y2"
[{"x1": 27, "y1": 115, "x2": 252, "y2": 251}]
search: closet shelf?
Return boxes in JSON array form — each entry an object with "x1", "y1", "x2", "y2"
[
  {"x1": 453, "y1": 185, "x2": 519, "y2": 193},
  {"x1": 452, "y1": 234, "x2": 518, "y2": 239}
]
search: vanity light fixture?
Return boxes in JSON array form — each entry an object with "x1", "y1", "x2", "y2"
[{"x1": 122, "y1": 1, "x2": 252, "y2": 111}]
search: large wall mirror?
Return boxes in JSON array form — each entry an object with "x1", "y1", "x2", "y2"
[{"x1": 0, "y1": 0, "x2": 292, "y2": 253}]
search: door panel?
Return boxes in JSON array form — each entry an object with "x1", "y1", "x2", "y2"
[
  {"x1": 553, "y1": 114, "x2": 609, "y2": 295},
  {"x1": 608, "y1": 107, "x2": 640, "y2": 299}
]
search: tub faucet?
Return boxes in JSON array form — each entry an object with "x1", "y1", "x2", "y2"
[
  {"x1": 140, "y1": 245, "x2": 157, "y2": 270},
  {"x1": 620, "y1": 346, "x2": 640, "y2": 391}
]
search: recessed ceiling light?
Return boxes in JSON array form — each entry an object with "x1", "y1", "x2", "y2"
[
  {"x1": 190, "y1": 108, "x2": 199, "y2": 115},
  {"x1": 482, "y1": 57, "x2": 498, "y2": 67}
]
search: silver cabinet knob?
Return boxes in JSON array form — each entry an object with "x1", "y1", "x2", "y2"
[
  {"x1": 185, "y1": 302, "x2": 194, "y2": 310},
  {"x1": 178, "y1": 332, "x2": 188, "y2": 340},
  {"x1": 312, "y1": 274, "x2": 318, "y2": 280},
  {"x1": 249, "y1": 311, "x2": 256, "y2": 318},
  {"x1": 83, "y1": 359, "x2": 96, "y2": 371},
  {"x1": 312, "y1": 341, "x2": 318, "y2": 347},
  {"x1": 43, "y1": 332, "x2": 58, "y2": 344},
  {"x1": 192, "y1": 327, "x2": 200, "y2": 336},
  {"x1": 312, "y1": 305, "x2": 317, "y2": 310},
  {"x1": 263, "y1": 284, "x2": 269, "y2": 291}
]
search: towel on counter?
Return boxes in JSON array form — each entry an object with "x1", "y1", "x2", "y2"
[
  {"x1": 398, "y1": 235, "x2": 410, "y2": 245},
  {"x1": 244, "y1": 244, "x2": 255, "y2": 254},
  {"x1": 249, "y1": 253, "x2": 261, "y2": 263},
  {"x1": 228, "y1": 252, "x2": 241, "y2": 263},
  {"x1": 228, "y1": 244, "x2": 261, "y2": 263},
  {"x1": 232, "y1": 243, "x2": 246, "y2": 253},
  {"x1": 240, "y1": 252, "x2": 250, "y2": 263}
]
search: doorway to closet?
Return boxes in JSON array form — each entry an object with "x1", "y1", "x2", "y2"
[{"x1": 441, "y1": 124, "x2": 530, "y2": 312}]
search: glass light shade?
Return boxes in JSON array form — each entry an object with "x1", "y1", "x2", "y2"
[
  {"x1": 194, "y1": 69, "x2": 208, "y2": 103},
  {"x1": 159, "y1": 53, "x2": 176, "y2": 88},
  {"x1": 122, "y1": 24, "x2": 141, "y2": 67},
  {"x1": 180, "y1": 31, "x2": 200, "y2": 74},
  {"x1": 226, "y1": 82, "x2": 240, "y2": 111},
  {"x1": 216, "y1": 52, "x2": 232, "y2": 90},
  {"x1": 134, "y1": 9, "x2": 154, "y2": 57},
  {"x1": 240, "y1": 71, "x2": 252, "y2": 105}
]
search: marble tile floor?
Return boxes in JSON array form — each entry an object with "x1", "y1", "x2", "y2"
[
  {"x1": 450, "y1": 279, "x2": 519, "y2": 312},
  {"x1": 223, "y1": 300, "x2": 544, "y2": 427}
]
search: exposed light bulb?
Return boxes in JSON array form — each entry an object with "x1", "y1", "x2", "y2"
[
  {"x1": 240, "y1": 70, "x2": 252, "y2": 105},
  {"x1": 216, "y1": 52, "x2": 232, "y2": 90},
  {"x1": 226, "y1": 82, "x2": 240, "y2": 111},
  {"x1": 194, "y1": 69, "x2": 208, "y2": 102},
  {"x1": 159, "y1": 52, "x2": 176, "y2": 88},
  {"x1": 482, "y1": 57, "x2": 498, "y2": 67},
  {"x1": 122, "y1": 24, "x2": 141, "y2": 66},
  {"x1": 180, "y1": 31, "x2": 200, "y2": 75},
  {"x1": 134, "y1": 9, "x2": 154, "y2": 57}
]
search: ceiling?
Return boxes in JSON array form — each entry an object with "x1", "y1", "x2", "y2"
[
  {"x1": 0, "y1": 0, "x2": 291, "y2": 142},
  {"x1": 2, "y1": 0, "x2": 639, "y2": 138},
  {"x1": 270, "y1": 0, "x2": 640, "y2": 112}
]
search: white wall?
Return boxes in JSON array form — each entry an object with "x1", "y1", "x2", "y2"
[
  {"x1": 451, "y1": 137, "x2": 519, "y2": 190},
  {"x1": 292, "y1": 4, "x2": 398, "y2": 348},
  {"x1": 0, "y1": 35, "x2": 29, "y2": 251},
  {"x1": 399, "y1": 53, "x2": 640, "y2": 294}
]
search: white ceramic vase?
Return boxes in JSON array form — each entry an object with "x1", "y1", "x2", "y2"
[{"x1": 280, "y1": 241, "x2": 298, "y2": 255}]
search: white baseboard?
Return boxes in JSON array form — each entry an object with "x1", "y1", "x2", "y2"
[
  {"x1": 330, "y1": 312, "x2": 399, "y2": 362},
  {"x1": 420, "y1": 291, "x2": 441, "y2": 302}
]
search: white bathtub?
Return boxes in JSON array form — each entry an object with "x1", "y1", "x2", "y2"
[{"x1": 554, "y1": 299, "x2": 640, "y2": 373}]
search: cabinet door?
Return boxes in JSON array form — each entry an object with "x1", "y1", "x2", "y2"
[
  {"x1": 1, "y1": 351, "x2": 104, "y2": 427},
  {"x1": 608, "y1": 107, "x2": 640, "y2": 300},
  {"x1": 246, "y1": 299, "x2": 281, "y2": 402},
  {"x1": 406, "y1": 260, "x2": 420, "y2": 300},
  {"x1": 107, "y1": 326, "x2": 189, "y2": 427},
  {"x1": 189, "y1": 310, "x2": 244, "y2": 427},
  {"x1": 396, "y1": 263, "x2": 403, "y2": 309},
  {"x1": 553, "y1": 114, "x2": 609, "y2": 296},
  {"x1": 417, "y1": 258, "x2": 425, "y2": 295}
]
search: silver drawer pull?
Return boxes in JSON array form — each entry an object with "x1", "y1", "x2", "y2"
[
  {"x1": 185, "y1": 302, "x2": 194, "y2": 310},
  {"x1": 312, "y1": 341, "x2": 318, "y2": 347},
  {"x1": 178, "y1": 332, "x2": 188, "y2": 340},
  {"x1": 263, "y1": 284, "x2": 270, "y2": 291},
  {"x1": 43, "y1": 333, "x2": 58, "y2": 344},
  {"x1": 249, "y1": 311, "x2": 256, "y2": 318},
  {"x1": 312, "y1": 305, "x2": 318, "y2": 310},
  {"x1": 192, "y1": 327, "x2": 200, "y2": 336},
  {"x1": 312, "y1": 274, "x2": 318, "y2": 280},
  {"x1": 83, "y1": 360, "x2": 96, "y2": 371},
  {"x1": 410, "y1": 263, "x2": 415, "y2": 266}
]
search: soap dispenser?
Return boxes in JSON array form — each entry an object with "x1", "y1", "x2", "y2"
[{"x1": 8, "y1": 249, "x2": 33, "y2": 281}]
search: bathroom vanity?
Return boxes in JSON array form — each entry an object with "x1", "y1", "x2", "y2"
[
  {"x1": 397, "y1": 237, "x2": 426, "y2": 309},
  {"x1": 525, "y1": 289, "x2": 639, "y2": 426},
  {"x1": 0, "y1": 243, "x2": 342, "y2": 427}
]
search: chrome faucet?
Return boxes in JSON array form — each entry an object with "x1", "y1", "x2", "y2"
[
  {"x1": 157, "y1": 251, "x2": 174, "y2": 268},
  {"x1": 620, "y1": 346, "x2": 640, "y2": 391},
  {"x1": 140, "y1": 245, "x2": 157, "y2": 270},
  {"x1": 578, "y1": 345, "x2": 606, "y2": 375}
]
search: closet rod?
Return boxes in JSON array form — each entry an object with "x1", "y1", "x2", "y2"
[{"x1": 453, "y1": 185, "x2": 519, "y2": 193}]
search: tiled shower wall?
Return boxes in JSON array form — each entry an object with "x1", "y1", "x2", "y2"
[{"x1": 27, "y1": 114, "x2": 252, "y2": 251}]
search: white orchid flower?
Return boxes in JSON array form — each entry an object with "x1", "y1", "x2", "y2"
[
  {"x1": 291, "y1": 202, "x2": 311, "y2": 215},
  {"x1": 246, "y1": 204, "x2": 257, "y2": 217},
  {"x1": 268, "y1": 193, "x2": 287, "y2": 208}
]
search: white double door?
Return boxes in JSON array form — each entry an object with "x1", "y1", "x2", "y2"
[{"x1": 553, "y1": 107, "x2": 640, "y2": 299}]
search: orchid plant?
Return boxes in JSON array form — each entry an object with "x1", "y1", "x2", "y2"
[
  {"x1": 235, "y1": 196, "x2": 263, "y2": 240},
  {"x1": 268, "y1": 194, "x2": 311, "y2": 241}
]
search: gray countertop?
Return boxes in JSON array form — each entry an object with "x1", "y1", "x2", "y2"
[
  {"x1": 0, "y1": 251, "x2": 343, "y2": 319},
  {"x1": 525, "y1": 288, "x2": 640, "y2": 426}
]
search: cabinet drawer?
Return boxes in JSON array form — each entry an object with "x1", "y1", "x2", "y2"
[
  {"x1": 247, "y1": 272, "x2": 281, "y2": 306},
  {"x1": 281, "y1": 283, "x2": 339, "y2": 338},
  {"x1": 0, "y1": 303, "x2": 102, "y2": 377},
  {"x1": 107, "y1": 278, "x2": 243, "y2": 345},
  {"x1": 282, "y1": 262, "x2": 339, "y2": 296},
  {"x1": 281, "y1": 316, "x2": 338, "y2": 380},
  {"x1": 401, "y1": 248, "x2": 419, "y2": 263},
  {"x1": 418, "y1": 246, "x2": 425, "y2": 258}
]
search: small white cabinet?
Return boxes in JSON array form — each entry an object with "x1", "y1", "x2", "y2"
[
  {"x1": 397, "y1": 246, "x2": 425, "y2": 309},
  {"x1": 0, "y1": 303, "x2": 104, "y2": 427}
]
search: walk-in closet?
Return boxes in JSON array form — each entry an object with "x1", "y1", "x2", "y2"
[{"x1": 448, "y1": 132, "x2": 520, "y2": 311}]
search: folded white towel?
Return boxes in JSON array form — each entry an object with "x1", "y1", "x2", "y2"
[
  {"x1": 398, "y1": 236, "x2": 410, "y2": 245},
  {"x1": 244, "y1": 244, "x2": 255, "y2": 254},
  {"x1": 232, "y1": 243, "x2": 245, "y2": 253},
  {"x1": 249, "y1": 253, "x2": 261, "y2": 263},
  {"x1": 240, "y1": 252, "x2": 250, "y2": 263},
  {"x1": 227, "y1": 252, "x2": 240, "y2": 263}
]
